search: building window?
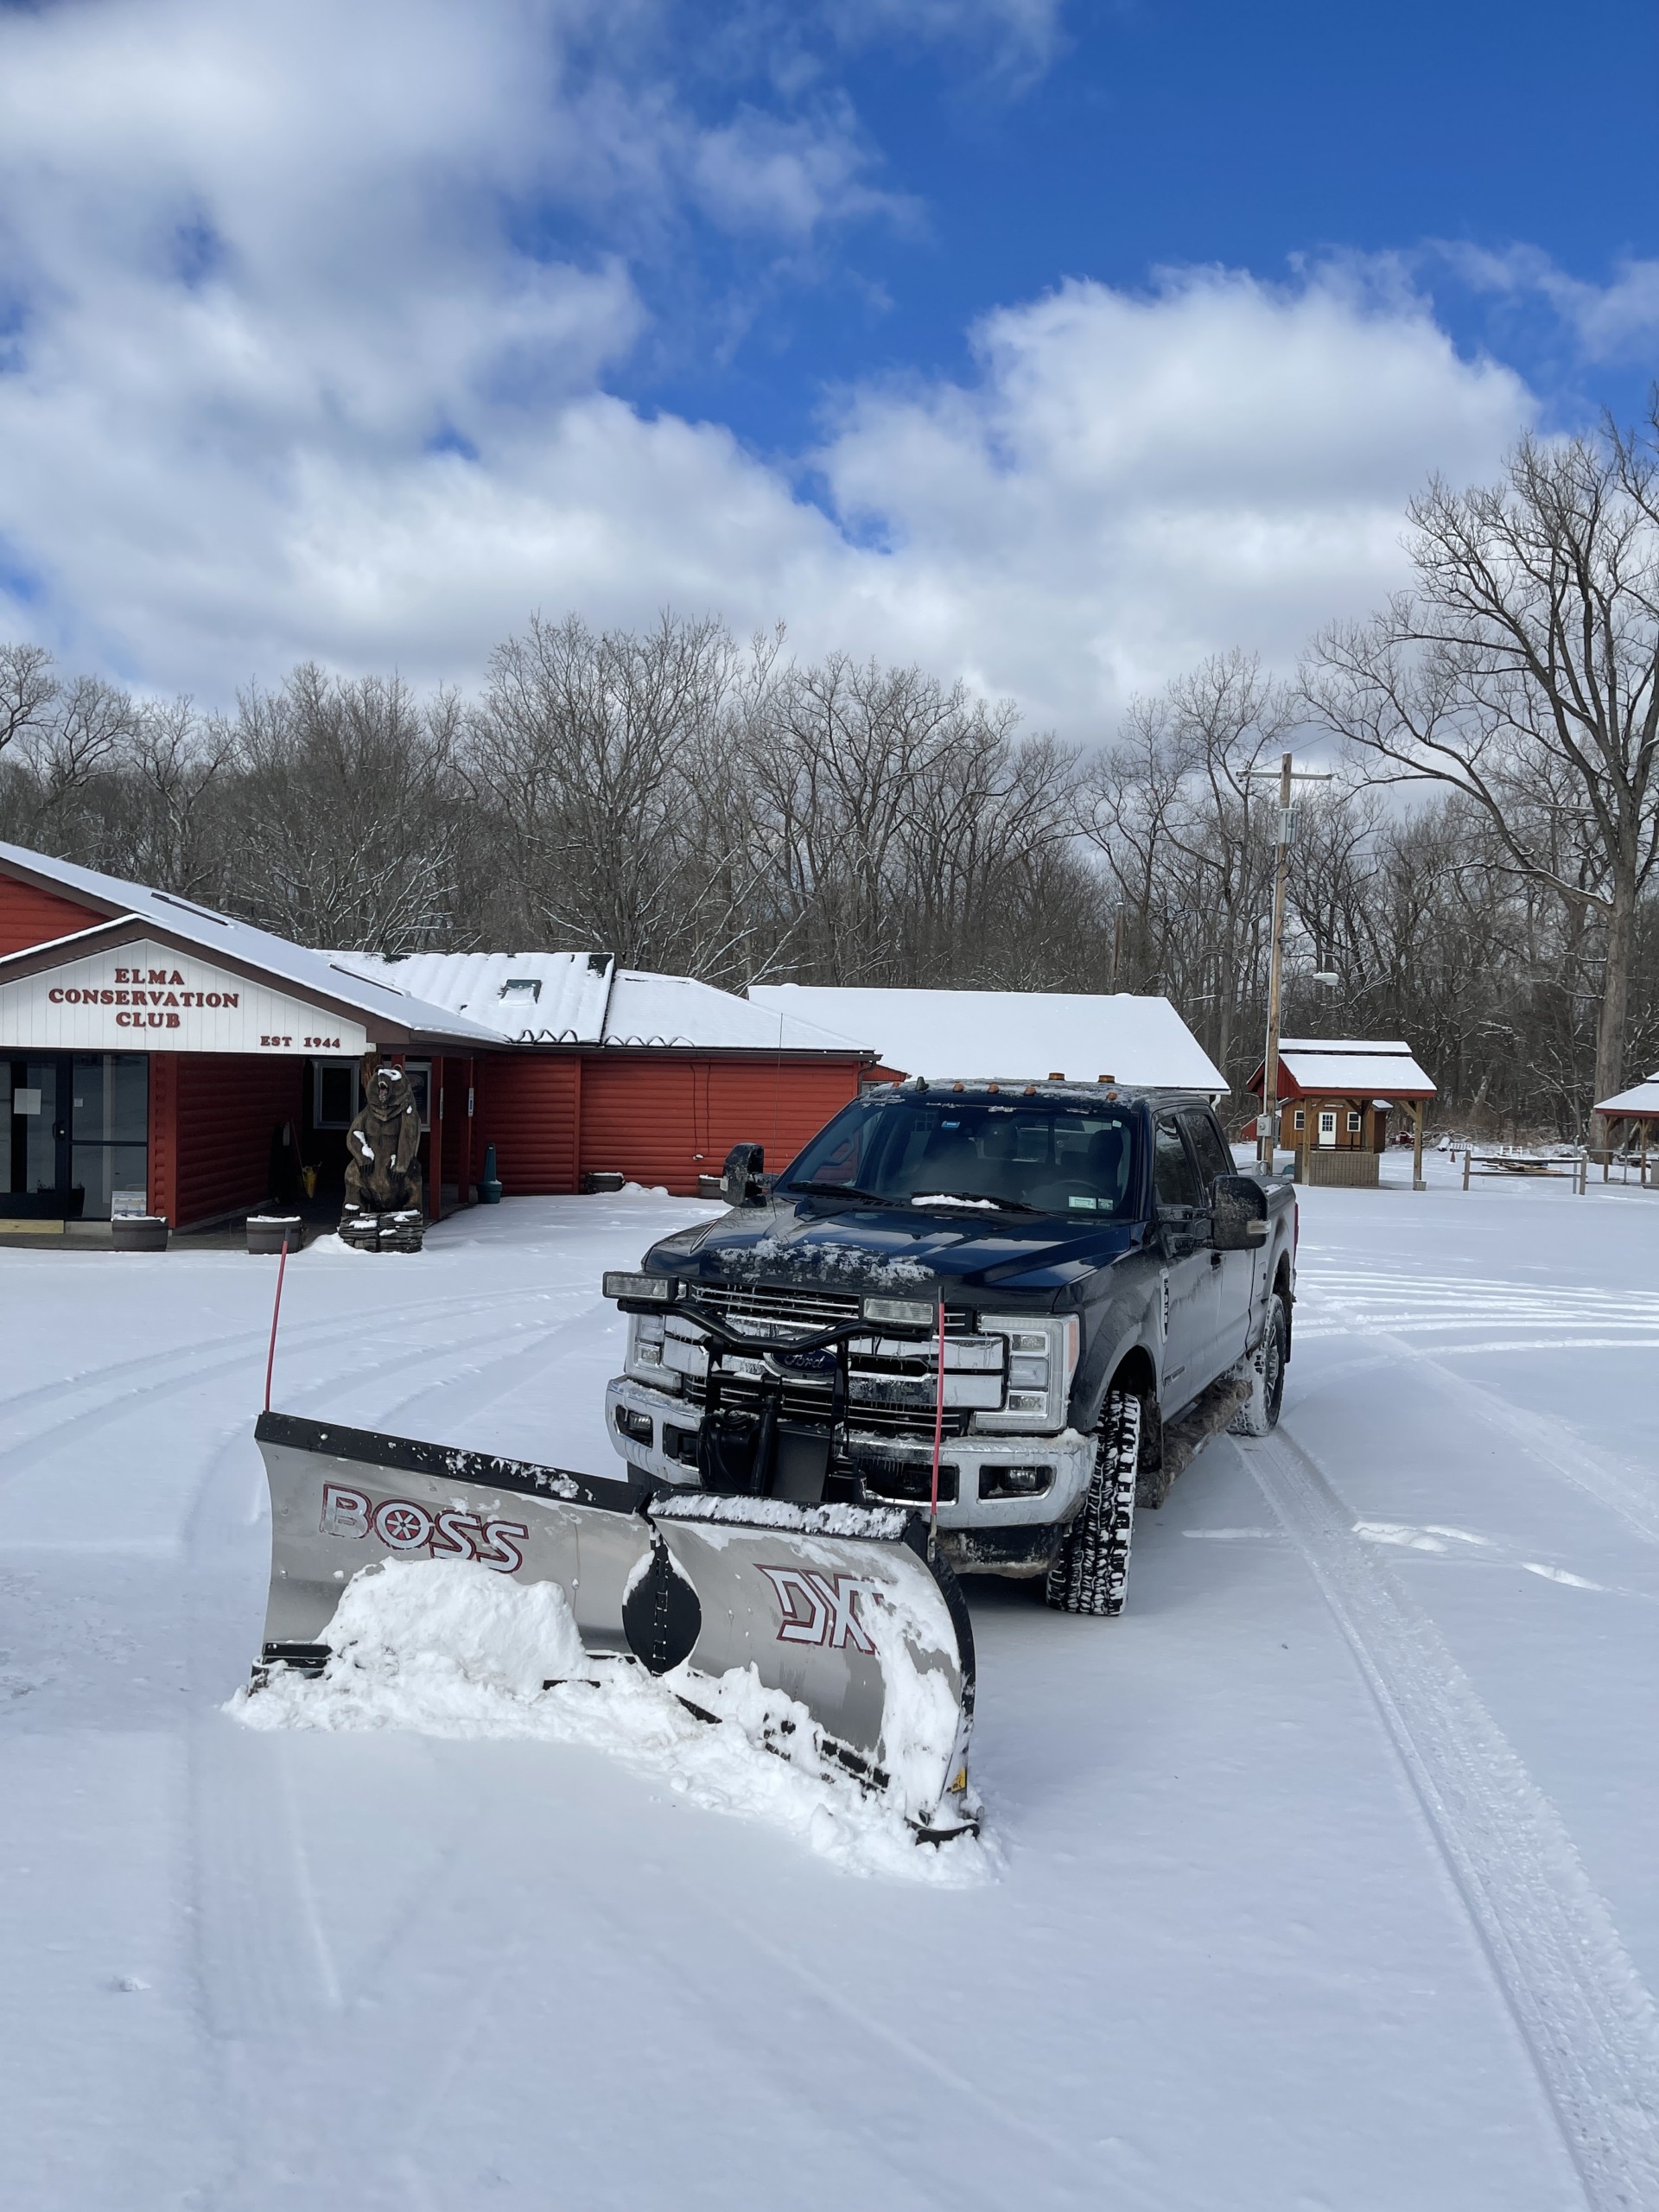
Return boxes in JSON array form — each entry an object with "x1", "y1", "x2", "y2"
[
  {"x1": 314, "y1": 1060, "x2": 359, "y2": 1129},
  {"x1": 314, "y1": 1058, "x2": 432, "y2": 1130},
  {"x1": 1293, "y1": 1109, "x2": 1306, "y2": 1131},
  {"x1": 402, "y1": 1060, "x2": 432, "y2": 1128},
  {"x1": 1347, "y1": 1110, "x2": 1363, "y2": 1134}
]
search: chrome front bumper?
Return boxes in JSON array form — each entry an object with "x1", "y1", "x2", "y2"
[{"x1": 604, "y1": 1372, "x2": 1096, "y2": 1530}]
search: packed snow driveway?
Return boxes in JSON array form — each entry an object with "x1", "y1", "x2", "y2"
[{"x1": 3, "y1": 1180, "x2": 1658, "y2": 2210}]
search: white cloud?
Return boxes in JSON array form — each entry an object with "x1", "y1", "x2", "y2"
[
  {"x1": 0, "y1": 3, "x2": 1535, "y2": 734},
  {"x1": 823, "y1": 0, "x2": 1066, "y2": 77},
  {"x1": 1433, "y1": 242, "x2": 1659, "y2": 365},
  {"x1": 811, "y1": 265, "x2": 1533, "y2": 724}
]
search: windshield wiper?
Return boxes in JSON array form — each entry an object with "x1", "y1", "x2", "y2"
[
  {"x1": 784, "y1": 1179, "x2": 895, "y2": 1205},
  {"x1": 908, "y1": 1189, "x2": 1039, "y2": 1214}
]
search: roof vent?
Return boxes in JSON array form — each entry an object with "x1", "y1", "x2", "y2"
[
  {"x1": 499, "y1": 977, "x2": 542, "y2": 1002},
  {"x1": 587, "y1": 953, "x2": 610, "y2": 976}
]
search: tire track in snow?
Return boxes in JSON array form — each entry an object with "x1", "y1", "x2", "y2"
[
  {"x1": 182, "y1": 1300, "x2": 626, "y2": 2199},
  {"x1": 0, "y1": 1282, "x2": 574, "y2": 1459},
  {"x1": 1297, "y1": 1268, "x2": 1659, "y2": 1341},
  {"x1": 0, "y1": 1290, "x2": 586, "y2": 1498},
  {"x1": 1290, "y1": 1329, "x2": 1659, "y2": 1551},
  {"x1": 1250, "y1": 1425, "x2": 1659, "y2": 2212}
]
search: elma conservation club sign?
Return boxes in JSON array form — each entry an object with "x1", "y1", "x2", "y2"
[{"x1": 0, "y1": 938, "x2": 369, "y2": 1056}]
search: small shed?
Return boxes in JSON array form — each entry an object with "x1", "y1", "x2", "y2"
[
  {"x1": 1247, "y1": 1037, "x2": 1437, "y2": 1191},
  {"x1": 1594, "y1": 1071, "x2": 1659, "y2": 1175}
]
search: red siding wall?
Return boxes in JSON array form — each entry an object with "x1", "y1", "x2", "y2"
[
  {"x1": 578, "y1": 1053, "x2": 861, "y2": 1194},
  {"x1": 172, "y1": 1055, "x2": 304, "y2": 1227},
  {"x1": 0, "y1": 875, "x2": 103, "y2": 956},
  {"x1": 475, "y1": 1054, "x2": 581, "y2": 1195},
  {"x1": 469, "y1": 1050, "x2": 861, "y2": 1199}
]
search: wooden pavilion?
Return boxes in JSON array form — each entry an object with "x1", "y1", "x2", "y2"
[
  {"x1": 1593, "y1": 1071, "x2": 1659, "y2": 1185},
  {"x1": 1247, "y1": 1036, "x2": 1437, "y2": 1191}
]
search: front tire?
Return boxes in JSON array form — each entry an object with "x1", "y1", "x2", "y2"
[
  {"x1": 1046, "y1": 1389, "x2": 1141, "y2": 1617},
  {"x1": 1230, "y1": 1290, "x2": 1287, "y2": 1438}
]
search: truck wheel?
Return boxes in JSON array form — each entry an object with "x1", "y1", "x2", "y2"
[
  {"x1": 1230, "y1": 1291, "x2": 1287, "y2": 1438},
  {"x1": 1045, "y1": 1389, "x2": 1141, "y2": 1618}
]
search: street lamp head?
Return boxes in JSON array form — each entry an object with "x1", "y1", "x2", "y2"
[{"x1": 1313, "y1": 969, "x2": 1339, "y2": 985}]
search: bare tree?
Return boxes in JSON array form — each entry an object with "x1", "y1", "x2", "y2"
[
  {"x1": 467, "y1": 611, "x2": 747, "y2": 968},
  {"x1": 0, "y1": 642, "x2": 56, "y2": 761},
  {"x1": 225, "y1": 666, "x2": 464, "y2": 950},
  {"x1": 1304, "y1": 426, "x2": 1659, "y2": 1135},
  {"x1": 1082, "y1": 653, "x2": 1292, "y2": 1098}
]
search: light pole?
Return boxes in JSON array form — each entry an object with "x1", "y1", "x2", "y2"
[{"x1": 1247, "y1": 753, "x2": 1332, "y2": 1173}]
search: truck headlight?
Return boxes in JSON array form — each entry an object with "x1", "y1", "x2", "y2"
[
  {"x1": 975, "y1": 1314, "x2": 1080, "y2": 1433},
  {"x1": 604, "y1": 1271, "x2": 677, "y2": 1304},
  {"x1": 626, "y1": 1312, "x2": 671, "y2": 1382},
  {"x1": 862, "y1": 1294, "x2": 936, "y2": 1331}
]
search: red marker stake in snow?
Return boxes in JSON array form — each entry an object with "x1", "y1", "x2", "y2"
[
  {"x1": 264, "y1": 1235, "x2": 289, "y2": 1413},
  {"x1": 928, "y1": 1297, "x2": 946, "y2": 1533}
]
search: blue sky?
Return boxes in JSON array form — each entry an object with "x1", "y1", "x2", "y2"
[
  {"x1": 0, "y1": 0, "x2": 1654, "y2": 732},
  {"x1": 607, "y1": 0, "x2": 1659, "y2": 449}
]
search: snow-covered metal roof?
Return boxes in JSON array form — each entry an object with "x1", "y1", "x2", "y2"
[
  {"x1": 0, "y1": 842, "x2": 501, "y2": 1047},
  {"x1": 746, "y1": 985, "x2": 1227, "y2": 1091},
  {"x1": 341, "y1": 950, "x2": 616, "y2": 1043},
  {"x1": 606, "y1": 972, "x2": 865, "y2": 1052},
  {"x1": 1258, "y1": 1038, "x2": 1436, "y2": 1099},
  {"x1": 341, "y1": 950, "x2": 868, "y2": 1052},
  {"x1": 1596, "y1": 1073, "x2": 1659, "y2": 1117}
]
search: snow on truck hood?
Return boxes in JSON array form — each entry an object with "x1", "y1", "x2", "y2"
[{"x1": 652, "y1": 1200, "x2": 1141, "y2": 1297}]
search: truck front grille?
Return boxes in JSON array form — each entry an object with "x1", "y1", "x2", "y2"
[{"x1": 685, "y1": 1281, "x2": 975, "y2": 1339}]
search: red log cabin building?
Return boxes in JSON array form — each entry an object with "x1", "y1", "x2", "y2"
[{"x1": 0, "y1": 843, "x2": 871, "y2": 1231}]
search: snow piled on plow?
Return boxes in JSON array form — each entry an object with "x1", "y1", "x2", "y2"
[{"x1": 231, "y1": 1558, "x2": 994, "y2": 1885}]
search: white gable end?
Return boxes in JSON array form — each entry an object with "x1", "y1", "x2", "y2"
[{"x1": 0, "y1": 938, "x2": 370, "y2": 1056}]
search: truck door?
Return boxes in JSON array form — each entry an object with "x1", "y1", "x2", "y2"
[
  {"x1": 1181, "y1": 1106, "x2": 1253, "y2": 1376},
  {"x1": 1152, "y1": 1112, "x2": 1213, "y2": 1414}
]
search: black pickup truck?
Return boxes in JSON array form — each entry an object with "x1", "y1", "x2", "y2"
[{"x1": 604, "y1": 1077, "x2": 1296, "y2": 1615}]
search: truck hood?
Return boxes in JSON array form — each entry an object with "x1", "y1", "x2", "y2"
[{"x1": 650, "y1": 1197, "x2": 1145, "y2": 1300}]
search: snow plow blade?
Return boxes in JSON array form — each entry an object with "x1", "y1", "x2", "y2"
[{"x1": 252, "y1": 1410, "x2": 976, "y2": 1840}]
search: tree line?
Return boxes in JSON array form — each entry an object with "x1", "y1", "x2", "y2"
[{"x1": 3, "y1": 404, "x2": 1657, "y2": 1141}]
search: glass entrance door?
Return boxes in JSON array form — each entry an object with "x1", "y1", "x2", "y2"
[
  {"x1": 3, "y1": 1054, "x2": 149, "y2": 1218},
  {"x1": 3, "y1": 1058, "x2": 69, "y2": 1216},
  {"x1": 72, "y1": 1055, "x2": 149, "y2": 1217}
]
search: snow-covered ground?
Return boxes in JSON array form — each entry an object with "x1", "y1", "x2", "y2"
[{"x1": 4, "y1": 1170, "x2": 1659, "y2": 2210}]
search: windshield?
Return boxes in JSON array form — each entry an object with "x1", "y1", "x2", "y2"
[{"x1": 785, "y1": 1092, "x2": 1140, "y2": 1218}]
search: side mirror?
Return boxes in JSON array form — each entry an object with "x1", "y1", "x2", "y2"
[
  {"x1": 721, "y1": 1141, "x2": 766, "y2": 1207},
  {"x1": 1211, "y1": 1173, "x2": 1269, "y2": 1250}
]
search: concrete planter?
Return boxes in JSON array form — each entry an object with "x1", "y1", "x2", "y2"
[
  {"x1": 112, "y1": 1215, "x2": 169, "y2": 1251},
  {"x1": 583, "y1": 1171, "x2": 626, "y2": 1194},
  {"x1": 247, "y1": 1215, "x2": 303, "y2": 1255}
]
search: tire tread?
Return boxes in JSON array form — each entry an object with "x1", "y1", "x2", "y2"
[{"x1": 1046, "y1": 1389, "x2": 1141, "y2": 1617}]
